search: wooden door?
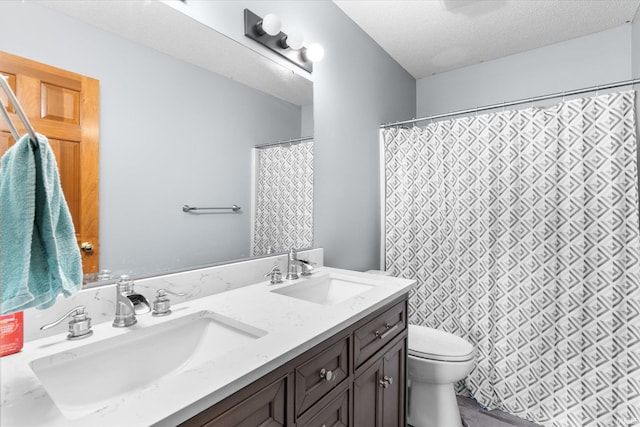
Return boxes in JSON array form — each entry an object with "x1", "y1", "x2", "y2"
[{"x1": 0, "y1": 51, "x2": 100, "y2": 276}]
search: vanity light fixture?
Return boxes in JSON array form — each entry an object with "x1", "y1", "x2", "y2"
[{"x1": 244, "y1": 9, "x2": 323, "y2": 73}]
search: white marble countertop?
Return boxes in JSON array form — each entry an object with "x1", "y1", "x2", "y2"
[{"x1": 1, "y1": 267, "x2": 414, "y2": 427}]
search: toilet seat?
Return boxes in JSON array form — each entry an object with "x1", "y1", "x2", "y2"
[{"x1": 408, "y1": 325, "x2": 474, "y2": 362}]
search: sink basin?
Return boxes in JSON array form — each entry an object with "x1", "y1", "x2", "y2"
[
  {"x1": 270, "y1": 273, "x2": 378, "y2": 305},
  {"x1": 29, "y1": 311, "x2": 267, "y2": 419}
]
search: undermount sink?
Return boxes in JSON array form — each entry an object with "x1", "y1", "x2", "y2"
[
  {"x1": 270, "y1": 273, "x2": 379, "y2": 305},
  {"x1": 29, "y1": 310, "x2": 267, "y2": 420}
]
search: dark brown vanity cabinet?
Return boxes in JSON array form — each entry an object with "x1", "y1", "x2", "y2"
[{"x1": 180, "y1": 295, "x2": 408, "y2": 427}]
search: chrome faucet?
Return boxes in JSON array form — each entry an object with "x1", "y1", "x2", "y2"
[
  {"x1": 286, "y1": 249, "x2": 315, "y2": 280},
  {"x1": 113, "y1": 275, "x2": 151, "y2": 327}
]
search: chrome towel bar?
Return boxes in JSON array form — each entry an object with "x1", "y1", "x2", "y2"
[{"x1": 182, "y1": 204, "x2": 241, "y2": 213}]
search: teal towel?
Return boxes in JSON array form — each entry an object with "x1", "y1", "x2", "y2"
[{"x1": 0, "y1": 134, "x2": 82, "y2": 314}]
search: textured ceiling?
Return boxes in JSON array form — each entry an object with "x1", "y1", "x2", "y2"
[{"x1": 334, "y1": 0, "x2": 640, "y2": 78}]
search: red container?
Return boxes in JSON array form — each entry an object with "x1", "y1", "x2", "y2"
[{"x1": 0, "y1": 311, "x2": 24, "y2": 356}]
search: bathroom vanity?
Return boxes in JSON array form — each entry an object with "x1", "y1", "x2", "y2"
[
  {"x1": 181, "y1": 296, "x2": 407, "y2": 426},
  {"x1": 0, "y1": 263, "x2": 414, "y2": 427}
]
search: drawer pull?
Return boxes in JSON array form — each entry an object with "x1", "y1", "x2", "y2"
[
  {"x1": 374, "y1": 322, "x2": 399, "y2": 340},
  {"x1": 320, "y1": 368, "x2": 336, "y2": 382},
  {"x1": 379, "y1": 376, "x2": 393, "y2": 388}
]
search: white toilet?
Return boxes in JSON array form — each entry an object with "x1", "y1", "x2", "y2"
[{"x1": 407, "y1": 324, "x2": 475, "y2": 427}]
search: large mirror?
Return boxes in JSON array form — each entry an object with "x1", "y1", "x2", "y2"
[{"x1": 5, "y1": 1, "x2": 314, "y2": 286}]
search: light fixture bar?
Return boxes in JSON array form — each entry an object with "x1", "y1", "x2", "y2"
[{"x1": 244, "y1": 9, "x2": 313, "y2": 73}]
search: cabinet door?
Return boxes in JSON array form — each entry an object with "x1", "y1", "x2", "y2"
[
  {"x1": 297, "y1": 386, "x2": 350, "y2": 427},
  {"x1": 353, "y1": 336, "x2": 407, "y2": 427},
  {"x1": 353, "y1": 357, "x2": 383, "y2": 427},
  {"x1": 381, "y1": 339, "x2": 406, "y2": 427}
]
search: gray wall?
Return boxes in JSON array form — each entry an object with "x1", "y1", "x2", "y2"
[
  {"x1": 305, "y1": 3, "x2": 416, "y2": 270},
  {"x1": 417, "y1": 25, "x2": 633, "y2": 117},
  {"x1": 0, "y1": 1, "x2": 302, "y2": 276}
]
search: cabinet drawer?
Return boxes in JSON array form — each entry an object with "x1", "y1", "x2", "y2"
[
  {"x1": 354, "y1": 301, "x2": 406, "y2": 368},
  {"x1": 295, "y1": 336, "x2": 350, "y2": 416}
]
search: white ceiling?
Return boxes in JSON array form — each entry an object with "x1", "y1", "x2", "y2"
[{"x1": 334, "y1": 0, "x2": 640, "y2": 79}]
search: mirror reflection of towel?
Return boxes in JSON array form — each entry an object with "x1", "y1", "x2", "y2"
[{"x1": 0, "y1": 134, "x2": 82, "y2": 314}]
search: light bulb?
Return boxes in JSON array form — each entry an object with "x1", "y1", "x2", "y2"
[
  {"x1": 282, "y1": 31, "x2": 305, "y2": 50},
  {"x1": 304, "y1": 43, "x2": 325, "y2": 63},
  {"x1": 258, "y1": 13, "x2": 281, "y2": 36}
]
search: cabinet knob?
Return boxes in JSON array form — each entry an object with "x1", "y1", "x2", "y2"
[
  {"x1": 379, "y1": 375, "x2": 393, "y2": 388},
  {"x1": 319, "y1": 368, "x2": 336, "y2": 382}
]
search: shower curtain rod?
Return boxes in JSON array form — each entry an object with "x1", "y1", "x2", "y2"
[
  {"x1": 255, "y1": 135, "x2": 313, "y2": 149},
  {"x1": 381, "y1": 77, "x2": 640, "y2": 128}
]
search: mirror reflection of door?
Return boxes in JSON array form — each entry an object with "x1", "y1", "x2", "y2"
[
  {"x1": 252, "y1": 139, "x2": 314, "y2": 256},
  {"x1": 0, "y1": 51, "x2": 100, "y2": 278}
]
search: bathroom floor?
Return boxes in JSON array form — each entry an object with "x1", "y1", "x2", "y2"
[{"x1": 457, "y1": 396, "x2": 543, "y2": 427}]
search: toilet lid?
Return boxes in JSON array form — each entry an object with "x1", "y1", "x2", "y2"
[{"x1": 408, "y1": 325, "x2": 474, "y2": 362}]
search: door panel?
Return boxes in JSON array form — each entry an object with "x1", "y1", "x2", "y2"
[
  {"x1": 40, "y1": 82, "x2": 80, "y2": 124},
  {"x1": 48, "y1": 138, "x2": 81, "y2": 230}
]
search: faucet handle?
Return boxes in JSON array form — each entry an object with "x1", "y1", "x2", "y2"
[
  {"x1": 299, "y1": 259, "x2": 315, "y2": 276},
  {"x1": 40, "y1": 306, "x2": 93, "y2": 340},
  {"x1": 152, "y1": 289, "x2": 186, "y2": 317},
  {"x1": 264, "y1": 265, "x2": 283, "y2": 285}
]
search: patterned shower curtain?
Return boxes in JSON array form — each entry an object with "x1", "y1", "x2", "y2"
[
  {"x1": 252, "y1": 141, "x2": 314, "y2": 256},
  {"x1": 383, "y1": 91, "x2": 640, "y2": 427}
]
